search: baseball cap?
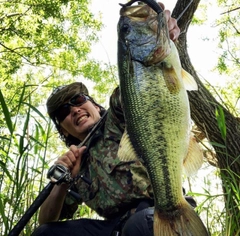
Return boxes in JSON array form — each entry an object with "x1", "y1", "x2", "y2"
[{"x1": 46, "y1": 82, "x2": 89, "y2": 122}]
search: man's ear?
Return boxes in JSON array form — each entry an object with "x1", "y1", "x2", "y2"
[
  {"x1": 60, "y1": 127, "x2": 69, "y2": 137},
  {"x1": 94, "y1": 105, "x2": 101, "y2": 113}
]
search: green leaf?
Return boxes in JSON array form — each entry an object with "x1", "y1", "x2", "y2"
[
  {"x1": 0, "y1": 89, "x2": 13, "y2": 134},
  {"x1": 215, "y1": 106, "x2": 227, "y2": 140},
  {"x1": 0, "y1": 160, "x2": 14, "y2": 182},
  {"x1": 209, "y1": 141, "x2": 226, "y2": 148},
  {"x1": 0, "y1": 197, "x2": 9, "y2": 233}
]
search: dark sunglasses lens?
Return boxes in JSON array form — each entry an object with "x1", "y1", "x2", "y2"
[
  {"x1": 56, "y1": 104, "x2": 71, "y2": 122},
  {"x1": 71, "y1": 94, "x2": 87, "y2": 105},
  {"x1": 55, "y1": 95, "x2": 88, "y2": 123}
]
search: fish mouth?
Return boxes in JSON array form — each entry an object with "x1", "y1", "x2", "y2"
[
  {"x1": 120, "y1": 4, "x2": 171, "y2": 66},
  {"x1": 120, "y1": 3, "x2": 152, "y2": 18}
]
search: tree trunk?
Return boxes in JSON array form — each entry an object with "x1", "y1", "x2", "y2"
[{"x1": 172, "y1": 0, "x2": 240, "y2": 233}]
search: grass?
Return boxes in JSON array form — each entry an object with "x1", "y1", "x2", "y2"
[{"x1": 0, "y1": 85, "x2": 239, "y2": 235}]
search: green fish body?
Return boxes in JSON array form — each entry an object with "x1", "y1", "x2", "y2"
[{"x1": 117, "y1": 4, "x2": 208, "y2": 236}]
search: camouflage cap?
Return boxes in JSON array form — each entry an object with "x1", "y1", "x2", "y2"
[{"x1": 46, "y1": 82, "x2": 89, "y2": 121}]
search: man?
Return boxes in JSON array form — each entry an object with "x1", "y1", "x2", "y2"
[{"x1": 33, "y1": 5, "x2": 195, "y2": 236}]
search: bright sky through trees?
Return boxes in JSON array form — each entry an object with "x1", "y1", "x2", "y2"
[{"x1": 90, "y1": 0, "x2": 226, "y2": 86}]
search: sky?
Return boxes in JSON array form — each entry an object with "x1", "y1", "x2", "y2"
[
  {"x1": 90, "y1": 0, "x2": 176, "y2": 65},
  {"x1": 89, "y1": 0, "x2": 224, "y2": 86}
]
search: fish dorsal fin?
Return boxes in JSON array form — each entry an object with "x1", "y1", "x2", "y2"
[
  {"x1": 183, "y1": 134, "x2": 204, "y2": 176},
  {"x1": 181, "y1": 69, "x2": 198, "y2": 91},
  {"x1": 117, "y1": 129, "x2": 139, "y2": 162}
]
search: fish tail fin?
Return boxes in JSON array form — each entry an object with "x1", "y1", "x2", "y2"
[{"x1": 153, "y1": 201, "x2": 209, "y2": 236}]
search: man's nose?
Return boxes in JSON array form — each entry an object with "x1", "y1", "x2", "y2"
[{"x1": 70, "y1": 106, "x2": 81, "y2": 115}]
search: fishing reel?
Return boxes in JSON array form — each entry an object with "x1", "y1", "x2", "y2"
[
  {"x1": 47, "y1": 164, "x2": 82, "y2": 202},
  {"x1": 47, "y1": 164, "x2": 73, "y2": 185}
]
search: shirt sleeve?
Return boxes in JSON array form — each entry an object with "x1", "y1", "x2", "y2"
[
  {"x1": 59, "y1": 199, "x2": 78, "y2": 220},
  {"x1": 58, "y1": 185, "x2": 83, "y2": 220}
]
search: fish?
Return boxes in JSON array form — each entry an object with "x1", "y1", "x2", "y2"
[{"x1": 117, "y1": 3, "x2": 209, "y2": 236}]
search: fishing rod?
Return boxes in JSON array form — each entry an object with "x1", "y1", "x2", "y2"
[
  {"x1": 8, "y1": 165, "x2": 72, "y2": 236},
  {"x1": 8, "y1": 111, "x2": 108, "y2": 236}
]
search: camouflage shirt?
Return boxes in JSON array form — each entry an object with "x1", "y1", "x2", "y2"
[{"x1": 60, "y1": 87, "x2": 153, "y2": 220}]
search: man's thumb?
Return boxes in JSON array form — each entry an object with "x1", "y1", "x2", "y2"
[{"x1": 72, "y1": 146, "x2": 86, "y2": 177}]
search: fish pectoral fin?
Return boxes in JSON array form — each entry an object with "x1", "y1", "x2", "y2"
[
  {"x1": 181, "y1": 69, "x2": 198, "y2": 91},
  {"x1": 183, "y1": 134, "x2": 204, "y2": 177},
  {"x1": 117, "y1": 129, "x2": 139, "y2": 162},
  {"x1": 162, "y1": 64, "x2": 181, "y2": 94}
]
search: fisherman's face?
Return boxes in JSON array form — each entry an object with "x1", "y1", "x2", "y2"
[{"x1": 59, "y1": 100, "x2": 101, "y2": 141}]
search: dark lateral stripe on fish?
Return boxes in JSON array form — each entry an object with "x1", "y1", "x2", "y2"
[
  {"x1": 122, "y1": 69, "x2": 176, "y2": 209},
  {"x1": 129, "y1": 123, "x2": 176, "y2": 210}
]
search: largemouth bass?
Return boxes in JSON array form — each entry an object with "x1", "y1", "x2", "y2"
[{"x1": 117, "y1": 3, "x2": 208, "y2": 236}]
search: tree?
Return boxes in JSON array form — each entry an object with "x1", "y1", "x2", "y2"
[
  {"x1": 172, "y1": 0, "x2": 239, "y2": 234},
  {"x1": 0, "y1": 0, "x2": 239, "y2": 235}
]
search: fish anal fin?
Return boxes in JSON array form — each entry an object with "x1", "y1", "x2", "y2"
[
  {"x1": 117, "y1": 129, "x2": 138, "y2": 162},
  {"x1": 154, "y1": 200, "x2": 209, "y2": 236},
  {"x1": 181, "y1": 69, "x2": 198, "y2": 91},
  {"x1": 183, "y1": 134, "x2": 204, "y2": 177}
]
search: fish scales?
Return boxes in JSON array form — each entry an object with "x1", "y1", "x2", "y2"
[
  {"x1": 123, "y1": 60, "x2": 188, "y2": 209},
  {"x1": 117, "y1": 3, "x2": 208, "y2": 236}
]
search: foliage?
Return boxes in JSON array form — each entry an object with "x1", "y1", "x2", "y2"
[
  {"x1": 0, "y1": 0, "x2": 117, "y2": 117},
  {"x1": 0, "y1": 0, "x2": 117, "y2": 235},
  {"x1": 0, "y1": 0, "x2": 239, "y2": 235},
  {"x1": 0, "y1": 86, "x2": 51, "y2": 235},
  {"x1": 216, "y1": 0, "x2": 240, "y2": 73},
  {"x1": 214, "y1": 0, "x2": 240, "y2": 114},
  {"x1": 0, "y1": 0, "x2": 101, "y2": 74},
  {"x1": 187, "y1": 125, "x2": 240, "y2": 235}
]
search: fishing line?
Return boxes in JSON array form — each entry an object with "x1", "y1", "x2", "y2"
[{"x1": 176, "y1": 0, "x2": 194, "y2": 22}]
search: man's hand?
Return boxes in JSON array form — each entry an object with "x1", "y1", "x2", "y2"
[
  {"x1": 55, "y1": 145, "x2": 86, "y2": 178},
  {"x1": 159, "y1": 2, "x2": 180, "y2": 42}
]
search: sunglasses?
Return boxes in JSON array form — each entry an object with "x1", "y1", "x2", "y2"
[{"x1": 55, "y1": 94, "x2": 90, "y2": 124}]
